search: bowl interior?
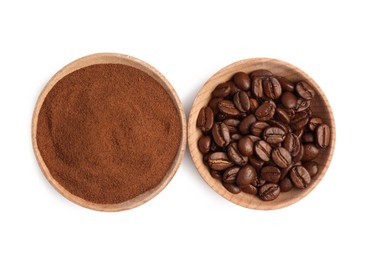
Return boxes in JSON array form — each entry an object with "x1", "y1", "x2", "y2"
[
  {"x1": 32, "y1": 53, "x2": 187, "y2": 211},
  {"x1": 188, "y1": 58, "x2": 335, "y2": 210}
]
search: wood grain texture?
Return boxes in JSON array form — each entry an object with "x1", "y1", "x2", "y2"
[
  {"x1": 32, "y1": 53, "x2": 187, "y2": 212},
  {"x1": 188, "y1": 58, "x2": 336, "y2": 210}
]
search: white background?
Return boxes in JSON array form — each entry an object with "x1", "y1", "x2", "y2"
[{"x1": 0, "y1": 1, "x2": 369, "y2": 259}]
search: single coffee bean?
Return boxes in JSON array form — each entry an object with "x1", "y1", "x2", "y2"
[
  {"x1": 274, "y1": 107, "x2": 290, "y2": 124},
  {"x1": 210, "y1": 170, "x2": 222, "y2": 180},
  {"x1": 198, "y1": 135, "x2": 211, "y2": 154},
  {"x1": 255, "y1": 100, "x2": 276, "y2": 121},
  {"x1": 272, "y1": 147, "x2": 292, "y2": 168},
  {"x1": 250, "y1": 70, "x2": 273, "y2": 78},
  {"x1": 236, "y1": 165, "x2": 257, "y2": 188},
  {"x1": 208, "y1": 97, "x2": 223, "y2": 114},
  {"x1": 208, "y1": 152, "x2": 234, "y2": 170},
  {"x1": 279, "y1": 177, "x2": 293, "y2": 192},
  {"x1": 250, "y1": 121, "x2": 270, "y2": 137},
  {"x1": 222, "y1": 182, "x2": 241, "y2": 194},
  {"x1": 239, "y1": 114, "x2": 256, "y2": 134},
  {"x1": 280, "y1": 91, "x2": 297, "y2": 109},
  {"x1": 212, "y1": 82, "x2": 231, "y2": 97},
  {"x1": 252, "y1": 77, "x2": 264, "y2": 98},
  {"x1": 223, "y1": 118, "x2": 240, "y2": 135},
  {"x1": 308, "y1": 117, "x2": 323, "y2": 131},
  {"x1": 259, "y1": 183, "x2": 280, "y2": 201},
  {"x1": 302, "y1": 143, "x2": 320, "y2": 161},
  {"x1": 290, "y1": 166, "x2": 311, "y2": 189},
  {"x1": 276, "y1": 76, "x2": 295, "y2": 92},
  {"x1": 302, "y1": 161, "x2": 319, "y2": 177},
  {"x1": 223, "y1": 166, "x2": 240, "y2": 184},
  {"x1": 212, "y1": 122, "x2": 230, "y2": 148},
  {"x1": 295, "y1": 98, "x2": 311, "y2": 112},
  {"x1": 233, "y1": 72, "x2": 251, "y2": 91},
  {"x1": 260, "y1": 166, "x2": 281, "y2": 183},
  {"x1": 231, "y1": 133, "x2": 242, "y2": 141},
  {"x1": 227, "y1": 142, "x2": 249, "y2": 166},
  {"x1": 291, "y1": 111, "x2": 310, "y2": 130},
  {"x1": 268, "y1": 119, "x2": 291, "y2": 134},
  {"x1": 249, "y1": 155, "x2": 265, "y2": 170},
  {"x1": 296, "y1": 81, "x2": 315, "y2": 100},
  {"x1": 218, "y1": 100, "x2": 240, "y2": 116},
  {"x1": 238, "y1": 136, "x2": 254, "y2": 156},
  {"x1": 249, "y1": 98, "x2": 259, "y2": 112},
  {"x1": 241, "y1": 184, "x2": 258, "y2": 195},
  {"x1": 283, "y1": 133, "x2": 301, "y2": 157},
  {"x1": 263, "y1": 127, "x2": 286, "y2": 144},
  {"x1": 255, "y1": 140, "x2": 272, "y2": 162},
  {"x1": 233, "y1": 91, "x2": 250, "y2": 112},
  {"x1": 316, "y1": 124, "x2": 330, "y2": 148},
  {"x1": 302, "y1": 132, "x2": 315, "y2": 143},
  {"x1": 280, "y1": 163, "x2": 294, "y2": 180},
  {"x1": 293, "y1": 143, "x2": 304, "y2": 162},
  {"x1": 263, "y1": 77, "x2": 282, "y2": 99},
  {"x1": 197, "y1": 107, "x2": 214, "y2": 132}
]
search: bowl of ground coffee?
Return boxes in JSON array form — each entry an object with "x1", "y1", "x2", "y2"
[
  {"x1": 188, "y1": 58, "x2": 335, "y2": 210},
  {"x1": 32, "y1": 53, "x2": 186, "y2": 211}
]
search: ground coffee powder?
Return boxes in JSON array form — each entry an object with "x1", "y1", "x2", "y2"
[{"x1": 36, "y1": 64, "x2": 182, "y2": 204}]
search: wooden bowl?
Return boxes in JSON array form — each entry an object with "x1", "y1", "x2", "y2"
[
  {"x1": 188, "y1": 58, "x2": 335, "y2": 210},
  {"x1": 32, "y1": 53, "x2": 187, "y2": 212}
]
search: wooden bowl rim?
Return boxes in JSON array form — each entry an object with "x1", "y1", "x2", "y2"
[
  {"x1": 32, "y1": 53, "x2": 187, "y2": 212},
  {"x1": 188, "y1": 57, "x2": 336, "y2": 210}
]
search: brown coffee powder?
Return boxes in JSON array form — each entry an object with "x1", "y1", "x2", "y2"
[{"x1": 36, "y1": 64, "x2": 182, "y2": 204}]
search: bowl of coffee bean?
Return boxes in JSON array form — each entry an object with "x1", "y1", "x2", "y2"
[{"x1": 188, "y1": 58, "x2": 335, "y2": 209}]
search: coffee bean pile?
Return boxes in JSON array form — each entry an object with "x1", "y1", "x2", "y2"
[{"x1": 196, "y1": 70, "x2": 330, "y2": 201}]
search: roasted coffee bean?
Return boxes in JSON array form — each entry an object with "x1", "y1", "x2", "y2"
[
  {"x1": 246, "y1": 135, "x2": 261, "y2": 143},
  {"x1": 290, "y1": 166, "x2": 311, "y2": 189},
  {"x1": 249, "y1": 98, "x2": 259, "y2": 112},
  {"x1": 239, "y1": 114, "x2": 256, "y2": 134},
  {"x1": 249, "y1": 156, "x2": 265, "y2": 170},
  {"x1": 295, "y1": 98, "x2": 311, "y2": 112},
  {"x1": 268, "y1": 119, "x2": 291, "y2": 134},
  {"x1": 208, "y1": 152, "x2": 234, "y2": 170},
  {"x1": 223, "y1": 166, "x2": 240, "y2": 184},
  {"x1": 293, "y1": 144, "x2": 304, "y2": 162},
  {"x1": 250, "y1": 121, "x2": 270, "y2": 137},
  {"x1": 259, "y1": 183, "x2": 280, "y2": 201},
  {"x1": 260, "y1": 166, "x2": 281, "y2": 183},
  {"x1": 198, "y1": 135, "x2": 211, "y2": 154},
  {"x1": 296, "y1": 81, "x2": 315, "y2": 100},
  {"x1": 272, "y1": 147, "x2": 292, "y2": 168},
  {"x1": 279, "y1": 177, "x2": 293, "y2": 192},
  {"x1": 302, "y1": 143, "x2": 320, "y2": 161},
  {"x1": 263, "y1": 77, "x2": 282, "y2": 99},
  {"x1": 227, "y1": 142, "x2": 249, "y2": 166},
  {"x1": 208, "y1": 97, "x2": 223, "y2": 114},
  {"x1": 252, "y1": 77, "x2": 264, "y2": 98},
  {"x1": 255, "y1": 100, "x2": 276, "y2": 121},
  {"x1": 241, "y1": 184, "x2": 258, "y2": 195},
  {"x1": 238, "y1": 136, "x2": 254, "y2": 156},
  {"x1": 303, "y1": 161, "x2": 319, "y2": 177},
  {"x1": 283, "y1": 133, "x2": 301, "y2": 157},
  {"x1": 250, "y1": 70, "x2": 273, "y2": 78},
  {"x1": 291, "y1": 111, "x2": 310, "y2": 130},
  {"x1": 197, "y1": 107, "x2": 214, "y2": 132},
  {"x1": 316, "y1": 124, "x2": 330, "y2": 148},
  {"x1": 210, "y1": 170, "x2": 222, "y2": 180},
  {"x1": 233, "y1": 91, "x2": 250, "y2": 112},
  {"x1": 253, "y1": 176, "x2": 266, "y2": 187},
  {"x1": 236, "y1": 165, "x2": 257, "y2": 188},
  {"x1": 212, "y1": 82, "x2": 231, "y2": 97},
  {"x1": 280, "y1": 92, "x2": 297, "y2": 109},
  {"x1": 263, "y1": 127, "x2": 286, "y2": 144},
  {"x1": 255, "y1": 140, "x2": 272, "y2": 162},
  {"x1": 280, "y1": 163, "x2": 294, "y2": 180},
  {"x1": 277, "y1": 76, "x2": 295, "y2": 92},
  {"x1": 222, "y1": 182, "x2": 241, "y2": 194},
  {"x1": 282, "y1": 107, "x2": 296, "y2": 119},
  {"x1": 223, "y1": 118, "x2": 240, "y2": 135},
  {"x1": 233, "y1": 72, "x2": 251, "y2": 91},
  {"x1": 302, "y1": 132, "x2": 315, "y2": 143},
  {"x1": 275, "y1": 107, "x2": 290, "y2": 124},
  {"x1": 212, "y1": 122, "x2": 230, "y2": 148},
  {"x1": 218, "y1": 100, "x2": 240, "y2": 116},
  {"x1": 231, "y1": 133, "x2": 242, "y2": 141},
  {"x1": 308, "y1": 117, "x2": 323, "y2": 131}
]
